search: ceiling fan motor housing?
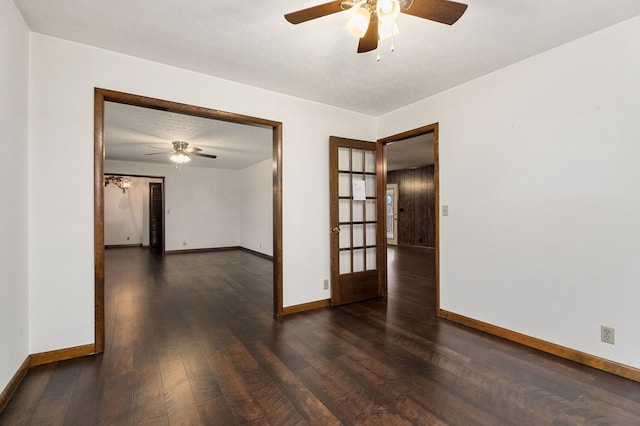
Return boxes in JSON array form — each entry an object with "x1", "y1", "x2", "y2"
[{"x1": 172, "y1": 140, "x2": 190, "y2": 151}]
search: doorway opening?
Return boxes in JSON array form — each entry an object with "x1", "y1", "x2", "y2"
[
  {"x1": 94, "y1": 88, "x2": 284, "y2": 353},
  {"x1": 379, "y1": 123, "x2": 440, "y2": 309},
  {"x1": 104, "y1": 173, "x2": 164, "y2": 251},
  {"x1": 148, "y1": 181, "x2": 163, "y2": 253}
]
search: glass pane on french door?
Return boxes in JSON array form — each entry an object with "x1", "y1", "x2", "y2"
[{"x1": 386, "y1": 187, "x2": 394, "y2": 239}]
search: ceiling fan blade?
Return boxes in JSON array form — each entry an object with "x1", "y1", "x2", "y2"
[
  {"x1": 357, "y1": 19, "x2": 378, "y2": 53},
  {"x1": 185, "y1": 146, "x2": 203, "y2": 152},
  {"x1": 285, "y1": 1, "x2": 344, "y2": 24},
  {"x1": 401, "y1": 0, "x2": 468, "y2": 25},
  {"x1": 144, "y1": 151, "x2": 170, "y2": 156},
  {"x1": 191, "y1": 152, "x2": 217, "y2": 159}
]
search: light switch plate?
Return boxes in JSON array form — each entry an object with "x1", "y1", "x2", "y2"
[{"x1": 442, "y1": 205, "x2": 449, "y2": 216}]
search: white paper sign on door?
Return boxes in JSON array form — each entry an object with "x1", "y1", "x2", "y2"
[{"x1": 352, "y1": 179, "x2": 366, "y2": 201}]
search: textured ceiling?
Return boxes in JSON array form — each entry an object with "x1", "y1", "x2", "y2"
[
  {"x1": 14, "y1": 0, "x2": 640, "y2": 116},
  {"x1": 386, "y1": 134, "x2": 434, "y2": 171},
  {"x1": 104, "y1": 102, "x2": 272, "y2": 169},
  {"x1": 103, "y1": 101, "x2": 428, "y2": 171}
]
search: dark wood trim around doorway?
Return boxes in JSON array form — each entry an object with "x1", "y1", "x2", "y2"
[
  {"x1": 379, "y1": 124, "x2": 640, "y2": 383},
  {"x1": 94, "y1": 88, "x2": 284, "y2": 354},
  {"x1": 378, "y1": 123, "x2": 440, "y2": 309}
]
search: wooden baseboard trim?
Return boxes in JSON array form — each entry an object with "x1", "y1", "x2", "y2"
[
  {"x1": 396, "y1": 244, "x2": 436, "y2": 250},
  {"x1": 105, "y1": 244, "x2": 142, "y2": 249},
  {"x1": 283, "y1": 299, "x2": 331, "y2": 316},
  {"x1": 165, "y1": 246, "x2": 241, "y2": 255},
  {"x1": 239, "y1": 247, "x2": 273, "y2": 261},
  {"x1": 29, "y1": 344, "x2": 96, "y2": 367},
  {"x1": 438, "y1": 309, "x2": 640, "y2": 383},
  {"x1": 1, "y1": 344, "x2": 96, "y2": 412},
  {"x1": 0, "y1": 356, "x2": 30, "y2": 413},
  {"x1": 165, "y1": 246, "x2": 274, "y2": 260}
]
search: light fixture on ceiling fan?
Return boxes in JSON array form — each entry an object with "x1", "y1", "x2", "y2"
[
  {"x1": 166, "y1": 141, "x2": 190, "y2": 165},
  {"x1": 347, "y1": 0, "x2": 400, "y2": 40},
  {"x1": 285, "y1": 0, "x2": 467, "y2": 54},
  {"x1": 169, "y1": 141, "x2": 192, "y2": 164},
  {"x1": 170, "y1": 152, "x2": 190, "y2": 164}
]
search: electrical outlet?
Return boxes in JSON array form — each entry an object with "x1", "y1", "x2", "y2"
[
  {"x1": 323, "y1": 279, "x2": 329, "y2": 290},
  {"x1": 601, "y1": 326, "x2": 615, "y2": 344}
]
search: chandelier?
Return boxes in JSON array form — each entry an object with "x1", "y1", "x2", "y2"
[{"x1": 104, "y1": 175, "x2": 132, "y2": 193}]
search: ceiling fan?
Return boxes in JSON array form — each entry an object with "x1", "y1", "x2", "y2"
[
  {"x1": 284, "y1": 0, "x2": 467, "y2": 53},
  {"x1": 144, "y1": 141, "x2": 217, "y2": 164}
]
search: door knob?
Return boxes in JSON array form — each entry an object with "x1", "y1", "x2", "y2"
[{"x1": 331, "y1": 226, "x2": 340, "y2": 234}]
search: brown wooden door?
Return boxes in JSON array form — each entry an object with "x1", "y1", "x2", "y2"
[
  {"x1": 330, "y1": 136, "x2": 385, "y2": 306},
  {"x1": 149, "y1": 182, "x2": 163, "y2": 253}
]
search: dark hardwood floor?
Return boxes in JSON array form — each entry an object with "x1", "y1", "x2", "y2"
[{"x1": 2, "y1": 246, "x2": 640, "y2": 425}]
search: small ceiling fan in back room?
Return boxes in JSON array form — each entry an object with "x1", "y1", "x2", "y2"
[
  {"x1": 284, "y1": 0, "x2": 468, "y2": 54},
  {"x1": 145, "y1": 141, "x2": 217, "y2": 166}
]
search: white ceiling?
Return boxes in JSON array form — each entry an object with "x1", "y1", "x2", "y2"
[
  {"x1": 104, "y1": 102, "x2": 273, "y2": 169},
  {"x1": 103, "y1": 100, "x2": 430, "y2": 170},
  {"x1": 14, "y1": 0, "x2": 640, "y2": 116},
  {"x1": 386, "y1": 133, "x2": 434, "y2": 171}
]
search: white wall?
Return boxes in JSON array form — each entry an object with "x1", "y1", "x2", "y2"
[
  {"x1": 239, "y1": 158, "x2": 273, "y2": 256},
  {"x1": 104, "y1": 176, "x2": 163, "y2": 246},
  {"x1": 0, "y1": 0, "x2": 29, "y2": 391},
  {"x1": 14, "y1": 2, "x2": 640, "y2": 380},
  {"x1": 107, "y1": 159, "x2": 272, "y2": 255},
  {"x1": 106, "y1": 161, "x2": 243, "y2": 251},
  {"x1": 378, "y1": 16, "x2": 640, "y2": 369},
  {"x1": 26, "y1": 33, "x2": 376, "y2": 353},
  {"x1": 105, "y1": 177, "x2": 146, "y2": 246}
]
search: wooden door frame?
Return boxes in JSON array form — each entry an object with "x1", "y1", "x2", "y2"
[
  {"x1": 94, "y1": 88, "x2": 284, "y2": 353},
  {"x1": 378, "y1": 123, "x2": 440, "y2": 310}
]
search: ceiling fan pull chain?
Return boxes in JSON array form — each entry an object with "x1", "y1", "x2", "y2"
[{"x1": 390, "y1": 21, "x2": 396, "y2": 52}]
